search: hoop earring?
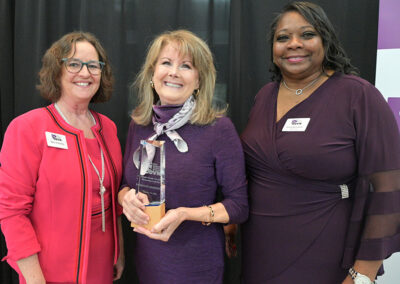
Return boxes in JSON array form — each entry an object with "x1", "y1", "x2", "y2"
[
  {"x1": 150, "y1": 80, "x2": 154, "y2": 88},
  {"x1": 193, "y1": 89, "x2": 199, "y2": 96}
]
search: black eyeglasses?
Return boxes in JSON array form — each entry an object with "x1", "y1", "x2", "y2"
[{"x1": 61, "y1": 58, "x2": 105, "y2": 75}]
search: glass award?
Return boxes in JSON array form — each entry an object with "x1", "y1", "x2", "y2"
[{"x1": 131, "y1": 140, "x2": 166, "y2": 230}]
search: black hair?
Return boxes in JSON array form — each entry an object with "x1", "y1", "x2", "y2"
[{"x1": 269, "y1": 1, "x2": 359, "y2": 81}]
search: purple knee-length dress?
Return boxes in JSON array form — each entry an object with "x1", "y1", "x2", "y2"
[
  {"x1": 122, "y1": 106, "x2": 248, "y2": 284},
  {"x1": 241, "y1": 72, "x2": 400, "y2": 284}
]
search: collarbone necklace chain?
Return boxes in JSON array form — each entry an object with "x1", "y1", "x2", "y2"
[
  {"x1": 282, "y1": 73, "x2": 323, "y2": 95},
  {"x1": 54, "y1": 102, "x2": 107, "y2": 232}
]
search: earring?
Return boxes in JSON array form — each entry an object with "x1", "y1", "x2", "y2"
[
  {"x1": 150, "y1": 80, "x2": 154, "y2": 88},
  {"x1": 193, "y1": 89, "x2": 199, "y2": 96}
]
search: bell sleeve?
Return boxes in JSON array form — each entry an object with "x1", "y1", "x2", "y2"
[{"x1": 342, "y1": 81, "x2": 400, "y2": 268}]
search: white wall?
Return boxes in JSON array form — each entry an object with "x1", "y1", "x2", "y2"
[
  {"x1": 376, "y1": 253, "x2": 400, "y2": 283},
  {"x1": 374, "y1": 2, "x2": 400, "y2": 281}
]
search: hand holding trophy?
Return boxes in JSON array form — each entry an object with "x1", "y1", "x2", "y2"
[{"x1": 131, "y1": 140, "x2": 166, "y2": 230}]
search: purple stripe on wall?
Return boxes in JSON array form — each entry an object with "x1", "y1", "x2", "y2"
[{"x1": 378, "y1": 0, "x2": 400, "y2": 49}]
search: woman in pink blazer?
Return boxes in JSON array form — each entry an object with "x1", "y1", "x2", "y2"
[{"x1": 0, "y1": 31, "x2": 124, "y2": 284}]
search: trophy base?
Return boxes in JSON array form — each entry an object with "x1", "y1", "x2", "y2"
[{"x1": 131, "y1": 202, "x2": 166, "y2": 230}]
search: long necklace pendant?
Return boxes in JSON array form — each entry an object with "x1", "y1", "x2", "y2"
[
  {"x1": 100, "y1": 185, "x2": 106, "y2": 195},
  {"x1": 100, "y1": 189, "x2": 106, "y2": 232},
  {"x1": 87, "y1": 144, "x2": 106, "y2": 232}
]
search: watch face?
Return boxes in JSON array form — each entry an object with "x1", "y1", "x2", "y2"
[{"x1": 354, "y1": 275, "x2": 372, "y2": 284}]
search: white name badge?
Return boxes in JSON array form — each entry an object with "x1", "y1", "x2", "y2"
[
  {"x1": 282, "y1": 118, "x2": 310, "y2": 132},
  {"x1": 45, "y1": 131, "x2": 68, "y2": 149}
]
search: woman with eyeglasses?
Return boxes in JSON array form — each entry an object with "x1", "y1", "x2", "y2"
[{"x1": 0, "y1": 31, "x2": 124, "y2": 284}]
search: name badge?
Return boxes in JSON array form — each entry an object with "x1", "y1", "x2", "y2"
[
  {"x1": 282, "y1": 118, "x2": 310, "y2": 132},
  {"x1": 45, "y1": 131, "x2": 68, "y2": 149}
]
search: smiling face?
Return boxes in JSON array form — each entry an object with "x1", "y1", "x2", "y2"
[
  {"x1": 273, "y1": 11, "x2": 324, "y2": 81},
  {"x1": 152, "y1": 42, "x2": 199, "y2": 105},
  {"x1": 59, "y1": 41, "x2": 101, "y2": 104}
]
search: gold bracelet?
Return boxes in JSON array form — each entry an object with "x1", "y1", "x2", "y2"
[{"x1": 202, "y1": 205, "x2": 214, "y2": 226}]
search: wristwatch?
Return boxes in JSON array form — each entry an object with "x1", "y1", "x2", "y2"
[{"x1": 348, "y1": 267, "x2": 376, "y2": 284}]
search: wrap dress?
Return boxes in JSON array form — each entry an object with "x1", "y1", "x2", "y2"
[{"x1": 240, "y1": 72, "x2": 400, "y2": 283}]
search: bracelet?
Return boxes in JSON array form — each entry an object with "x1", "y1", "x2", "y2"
[
  {"x1": 348, "y1": 267, "x2": 376, "y2": 284},
  {"x1": 202, "y1": 205, "x2": 214, "y2": 226}
]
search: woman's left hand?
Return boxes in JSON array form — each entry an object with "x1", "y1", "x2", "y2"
[
  {"x1": 113, "y1": 250, "x2": 125, "y2": 281},
  {"x1": 113, "y1": 216, "x2": 125, "y2": 281},
  {"x1": 134, "y1": 208, "x2": 185, "y2": 242},
  {"x1": 342, "y1": 275, "x2": 353, "y2": 284}
]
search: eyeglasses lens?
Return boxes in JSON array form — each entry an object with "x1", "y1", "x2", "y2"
[{"x1": 64, "y1": 59, "x2": 102, "y2": 75}]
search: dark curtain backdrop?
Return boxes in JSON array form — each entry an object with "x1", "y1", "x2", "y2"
[{"x1": 0, "y1": 0, "x2": 378, "y2": 283}]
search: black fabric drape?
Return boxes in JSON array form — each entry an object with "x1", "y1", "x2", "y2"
[
  {"x1": 0, "y1": 0, "x2": 379, "y2": 283},
  {"x1": 0, "y1": 0, "x2": 18, "y2": 281},
  {"x1": 0, "y1": 0, "x2": 15, "y2": 144},
  {"x1": 228, "y1": 0, "x2": 378, "y2": 132}
]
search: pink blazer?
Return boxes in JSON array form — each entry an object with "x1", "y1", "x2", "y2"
[{"x1": 0, "y1": 104, "x2": 122, "y2": 283}]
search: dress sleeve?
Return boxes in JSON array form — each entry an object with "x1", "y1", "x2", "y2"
[
  {"x1": 120, "y1": 120, "x2": 135, "y2": 191},
  {"x1": 344, "y1": 82, "x2": 400, "y2": 265},
  {"x1": 0, "y1": 116, "x2": 42, "y2": 261},
  {"x1": 212, "y1": 117, "x2": 248, "y2": 224}
]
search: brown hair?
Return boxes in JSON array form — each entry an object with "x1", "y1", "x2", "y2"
[
  {"x1": 37, "y1": 31, "x2": 113, "y2": 102},
  {"x1": 132, "y1": 29, "x2": 224, "y2": 125}
]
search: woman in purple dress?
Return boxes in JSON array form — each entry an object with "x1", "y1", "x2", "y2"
[
  {"x1": 118, "y1": 30, "x2": 248, "y2": 283},
  {"x1": 240, "y1": 2, "x2": 400, "y2": 284}
]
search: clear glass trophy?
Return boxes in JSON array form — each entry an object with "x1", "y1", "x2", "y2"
[{"x1": 131, "y1": 140, "x2": 166, "y2": 230}]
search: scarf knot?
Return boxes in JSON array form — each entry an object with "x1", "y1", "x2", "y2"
[{"x1": 133, "y1": 95, "x2": 196, "y2": 171}]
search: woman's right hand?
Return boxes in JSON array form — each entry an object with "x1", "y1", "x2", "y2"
[
  {"x1": 224, "y1": 224, "x2": 238, "y2": 258},
  {"x1": 118, "y1": 188, "x2": 150, "y2": 226},
  {"x1": 16, "y1": 254, "x2": 46, "y2": 284}
]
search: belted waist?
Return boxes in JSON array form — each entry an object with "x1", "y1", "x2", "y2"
[{"x1": 248, "y1": 173, "x2": 355, "y2": 216}]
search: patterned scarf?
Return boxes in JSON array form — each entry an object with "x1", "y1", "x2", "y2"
[{"x1": 133, "y1": 95, "x2": 196, "y2": 173}]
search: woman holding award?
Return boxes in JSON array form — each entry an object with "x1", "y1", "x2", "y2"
[{"x1": 118, "y1": 29, "x2": 248, "y2": 283}]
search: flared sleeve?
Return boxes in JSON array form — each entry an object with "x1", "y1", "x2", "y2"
[{"x1": 343, "y1": 81, "x2": 400, "y2": 268}]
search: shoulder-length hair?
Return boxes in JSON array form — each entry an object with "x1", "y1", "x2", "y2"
[
  {"x1": 132, "y1": 29, "x2": 224, "y2": 126},
  {"x1": 269, "y1": 1, "x2": 359, "y2": 81},
  {"x1": 37, "y1": 31, "x2": 113, "y2": 103}
]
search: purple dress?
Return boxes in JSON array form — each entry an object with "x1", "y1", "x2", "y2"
[
  {"x1": 241, "y1": 72, "x2": 400, "y2": 283},
  {"x1": 122, "y1": 106, "x2": 248, "y2": 284}
]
